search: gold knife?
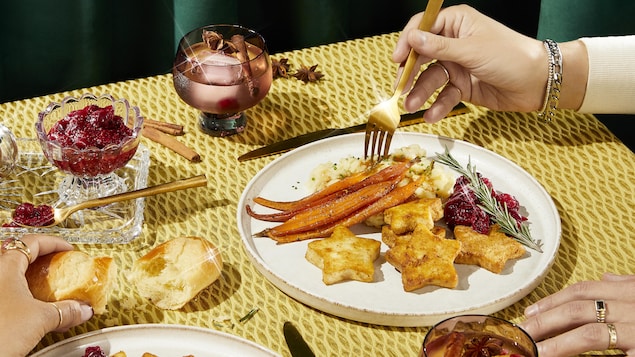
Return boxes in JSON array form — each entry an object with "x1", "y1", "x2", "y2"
[
  {"x1": 237, "y1": 102, "x2": 469, "y2": 161},
  {"x1": 283, "y1": 321, "x2": 316, "y2": 357}
]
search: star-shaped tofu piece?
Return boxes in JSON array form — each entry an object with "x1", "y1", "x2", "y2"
[
  {"x1": 382, "y1": 224, "x2": 447, "y2": 248},
  {"x1": 381, "y1": 225, "x2": 413, "y2": 248},
  {"x1": 383, "y1": 197, "x2": 443, "y2": 234},
  {"x1": 305, "y1": 225, "x2": 381, "y2": 285},
  {"x1": 385, "y1": 224, "x2": 461, "y2": 292},
  {"x1": 453, "y1": 224, "x2": 526, "y2": 274}
]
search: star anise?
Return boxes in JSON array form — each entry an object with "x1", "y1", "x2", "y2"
[
  {"x1": 272, "y1": 58, "x2": 291, "y2": 79},
  {"x1": 202, "y1": 30, "x2": 224, "y2": 50},
  {"x1": 463, "y1": 336, "x2": 504, "y2": 357},
  {"x1": 202, "y1": 30, "x2": 237, "y2": 54},
  {"x1": 293, "y1": 64, "x2": 324, "y2": 83}
]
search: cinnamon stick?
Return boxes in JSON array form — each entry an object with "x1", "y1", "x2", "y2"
[
  {"x1": 141, "y1": 127, "x2": 200, "y2": 162},
  {"x1": 143, "y1": 118, "x2": 185, "y2": 136},
  {"x1": 231, "y1": 34, "x2": 258, "y2": 96}
]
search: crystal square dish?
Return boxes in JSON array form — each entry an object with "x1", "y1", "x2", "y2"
[{"x1": 0, "y1": 139, "x2": 150, "y2": 243}]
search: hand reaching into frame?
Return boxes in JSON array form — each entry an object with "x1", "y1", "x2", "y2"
[
  {"x1": 520, "y1": 273, "x2": 635, "y2": 356},
  {"x1": 392, "y1": 5, "x2": 588, "y2": 123},
  {"x1": 0, "y1": 234, "x2": 94, "y2": 357}
]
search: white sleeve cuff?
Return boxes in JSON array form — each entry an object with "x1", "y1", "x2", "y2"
[{"x1": 578, "y1": 36, "x2": 635, "y2": 114}]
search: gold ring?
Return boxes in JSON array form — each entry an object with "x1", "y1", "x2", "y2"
[
  {"x1": 595, "y1": 300, "x2": 606, "y2": 323},
  {"x1": 50, "y1": 302, "x2": 63, "y2": 329},
  {"x1": 430, "y1": 62, "x2": 450, "y2": 87},
  {"x1": 1, "y1": 237, "x2": 32, "y2": 264},
  {"x1": 607, "y1": 323, "x2": 617, "y2": 349},
  {"x1": 446, "y1": 84, "x2": 463, "y2": 100}
]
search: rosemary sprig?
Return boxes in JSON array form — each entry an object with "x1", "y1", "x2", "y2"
[
  {"x1": 239, "y1": 307, "x2": 260, "y2": 323},
  {"x1": 435, "y1": 147, "x2": 543, "y2": 252}
]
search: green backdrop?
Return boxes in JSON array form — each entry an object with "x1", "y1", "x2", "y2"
[
  {"x1": 4, "y1": 0, "x2": 635, "y2": 104},
  {"x1": 0, "y1": 0, "x2": 633, "y2": 150},
  {"x1": 2, "y1": 0, "x2": 632, "y2": 149},
  {"x1": 1, "y1": 0, "x2": 539, "y2": 103}
]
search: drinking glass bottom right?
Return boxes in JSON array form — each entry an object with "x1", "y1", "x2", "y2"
[{"x1": 421, "y1": 315, "x2": 538, "y2": 357}]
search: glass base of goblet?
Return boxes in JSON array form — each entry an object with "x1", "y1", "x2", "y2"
[
  {"x1": 57, "y1": 172, "x2": 127, "y2": 205},
  {"x1": 199, "y1": 111, "x2": 246, "y2": 137}
]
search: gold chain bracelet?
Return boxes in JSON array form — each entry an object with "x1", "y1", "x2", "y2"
[{"x1": 538, "y1": 39, "x2": 562, "y2": 122}]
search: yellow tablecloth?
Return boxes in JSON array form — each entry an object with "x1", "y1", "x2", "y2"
[{"x1": 2, "y1": 32, "x2": 634, "y2": 357}]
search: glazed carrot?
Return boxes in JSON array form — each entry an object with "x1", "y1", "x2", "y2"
[
  {"x1": 269, "y1": 175, "x2": 426, "y2": 243},
  {"x1": 258, "y1": 181, "x2": 396, "y2": 238},
  {"x1": 246, "y1": 189, "x2": 349, "y2": 222},
  {"x1": 331, "y1": 175, "x2": 426, "y2": 227},
  {"x1": 255, "y1": 161, "x2": 416, "y2": 236},
  {"x1": 253, "y1": 159, "x2": 418, "y2": 212},
  {"x1": 253, "y1": 170, "x2": 370, "y2": 211},
  {"x1": 248, "y1": 159, "x2": 418, "y2": 222}
]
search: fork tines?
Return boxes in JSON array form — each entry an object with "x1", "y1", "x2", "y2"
[{"x1": 364, "y1": 123, "x2": 393, "y2": 163}]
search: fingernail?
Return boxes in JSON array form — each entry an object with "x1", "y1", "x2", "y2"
[
  {"x1": 524, "y1": 304, "x2": 538, "y2": 317},
  {"x1": 412, "y1": 31, "x2": 427, "y2": 45},
  {"x1": 80, "y1": 304, "x2": 94, "y2": 321},
  {"x1": 537, "y1": 345, "x2": 545, "y2": 355}
]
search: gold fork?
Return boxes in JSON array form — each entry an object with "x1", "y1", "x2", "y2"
[{"x1": 364, "y1": 0, "x2": 444, "y2": 161}]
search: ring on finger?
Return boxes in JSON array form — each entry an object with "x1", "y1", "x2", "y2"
[
  {"x1": 50, "y1": 302, "x2": 63, "y2": 329},
  {"x1": 595, "y1": 300, "x2": 606, "y2": 323},
  {"x1": 445, "y1": 83, "x2": 463, "y2": 100},
  {"x1": 607, "y1": 323, "x2": 617, "y2": 349},
  {"x1": 429, "y1": 62, "x2": 450, "y2": 87},
  {"x1": 1, "y1": 237, "x2": 32, "y2": 264}
]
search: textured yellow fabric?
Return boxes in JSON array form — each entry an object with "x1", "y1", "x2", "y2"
[{"x1": 1, "y1": 32, "x2": 634, "y2": 357}]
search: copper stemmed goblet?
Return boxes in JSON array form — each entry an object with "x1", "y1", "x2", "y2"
[{"x1": 172, "y1": 24, "x2": 272, "y2": 137}]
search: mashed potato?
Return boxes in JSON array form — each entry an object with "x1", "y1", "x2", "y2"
[{"x1": 307, "y1": 144, "x2": 455, "y2": 199}]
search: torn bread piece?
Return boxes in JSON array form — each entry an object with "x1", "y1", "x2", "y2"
[
  {"x1": 385, "y1": 224, "x2": 461, "y2": 292},
  {"x1": 26, "y1": 250, "x2": 117, "y2": 314},
  {"x1": 305, "y1": 225, "x2": 381, "y2": 285},
  {"x1": 454, "y1": 224, "x2": 526, "y2": 274},
  {"x1": 130, "y1": 236, "x2": 223, "y2": 310}
]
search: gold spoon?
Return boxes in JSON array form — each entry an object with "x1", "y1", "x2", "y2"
[{"x1": 16, "y1": 174, "x2": 208, "y2": 228}]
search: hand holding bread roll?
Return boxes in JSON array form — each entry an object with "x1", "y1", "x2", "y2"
[
  {"x1": 130, "y1": 236, "x2": 223, "y2": 310},
  {"x1": 25, "y1": 250, "x2": 118, "y2": 314}
]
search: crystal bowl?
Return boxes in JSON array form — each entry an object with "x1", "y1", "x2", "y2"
[
  {"x1": 35, "y1": 93, "x2": 143, "y2": 178},
  {"x1": 0, "y1": 123, "x2": 18, "y2": 177}
]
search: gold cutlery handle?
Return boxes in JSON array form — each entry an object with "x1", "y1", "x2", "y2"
[
  {"x1": 73, "y1": 174, "x2": 208, "y2": 212},
  {"x1": 394, "y1": 0, "x2": 444, "y2": 96}
]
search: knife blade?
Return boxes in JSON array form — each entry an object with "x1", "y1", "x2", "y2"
[
  {"x1": 283, "y1": 321, "x2": 316, "y2": 357},
  {"x1": 237, "y1": 102, "x2": 468, "y2": 161}
]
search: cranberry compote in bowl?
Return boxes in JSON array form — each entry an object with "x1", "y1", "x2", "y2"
[
  {"x1": 36, "y1": 93, "x2": 143, "y2": 202},
  {"x1": 173, "y1": 24, "x2": 272, "y2": 137}
]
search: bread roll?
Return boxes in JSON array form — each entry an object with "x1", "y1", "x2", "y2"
[
  {"x1": 26, "y1": 250, "x2": 117, "y2": 314},
  {"x1": 130, "y1": 236, "x2": 223, "y2": 310}
]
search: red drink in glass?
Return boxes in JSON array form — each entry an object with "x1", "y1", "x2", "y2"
[{"x1": 173, "y1": 25, "x2": 272, "y2": 136}]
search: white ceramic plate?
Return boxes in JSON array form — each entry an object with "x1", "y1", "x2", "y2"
[
  {"x1": 31, "y1": 324, "x2": 281, "y2": 357},
  {"x1": 237, "y1": 132, "x2": 561, "y2": 327}
]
